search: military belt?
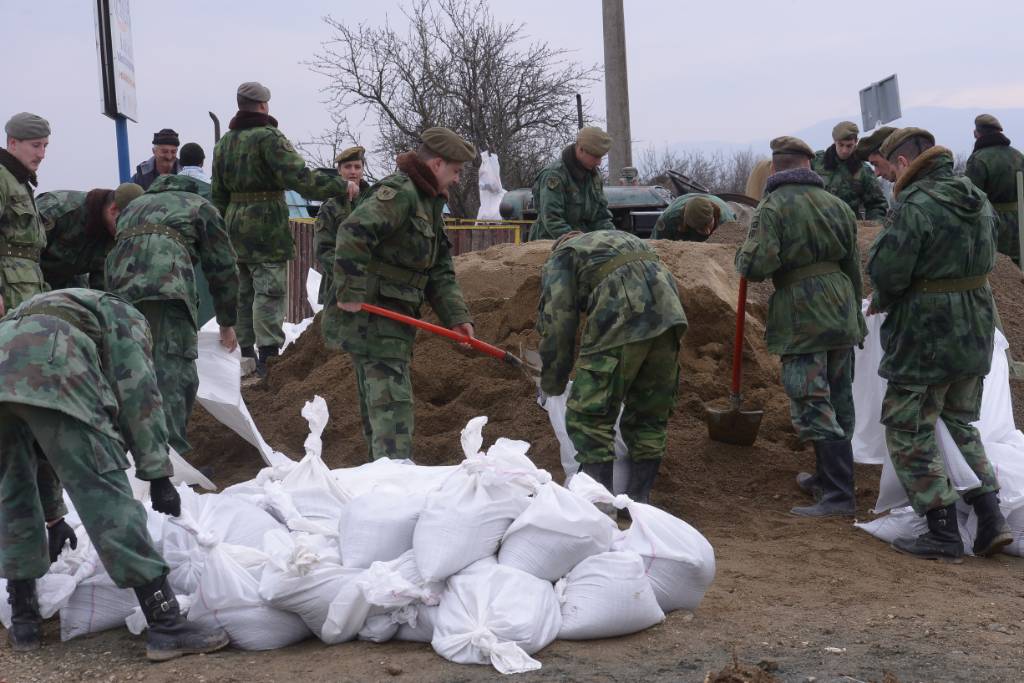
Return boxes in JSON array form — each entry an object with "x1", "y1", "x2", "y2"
[
  {"x1": 588, "y1": 251, "x2": 659, "y2": 289},
  {"x1": 772, "y1": 261, "x2": 841, "y2": 289},
  {"x1": 909, "y1": 274, "x2": 988, "y2": 294},
  {"x1": 992, "y1": 201, "x2": 1019, "y2": 212},
  {"x1": 116, "y1": 223, "x2": 190, "y2": 250},
  {"x1": 0, "y1": 244, "x2": 42, "y2": 262},
  {"x1": 367, "y1": 260, "x2": 429, "y2": 290},
  {"x1": 230, "y1": 191, "x2": 285, "y2": 203}
]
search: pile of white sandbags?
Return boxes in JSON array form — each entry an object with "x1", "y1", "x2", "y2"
[{"x1": 1, "y1": 398, "x2": 716, "y2": 675}]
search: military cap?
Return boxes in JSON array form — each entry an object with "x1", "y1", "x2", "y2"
[
  {"x1": 152, "y1": 128, "x2": 179, "y2": 147},
  {"x1": 179, "y1": 142, "x2": 205, "y2": 166},
  {"x1": 113, "y1": 182, "x2": 144, "y2": 209},
  {"x1": 770, "y1": 136, "x2": 814, "y2": 159},
  {"x1": 879, "y1": 127, "x2": 936, "y2": 160},
  {"x1": 855, "y1": 126, "x2": 896, "y2": 161},
  {"x1": 420, "y1": 127, "x2": 476, "y2": 162},
  {"x1": 576, "y1": 126, "x2": 613, "y2": 157},
  {"x1": 832, "y1": 121, "x2": 859, "y2": 141},
  {"x1": 5, "y1": 112, "x2": 50, "y2": 140},
  {"x1": 237, "y1": 81, "x2": 271, "y2": 103},
  {"x1": 975, "y1": 113, "x2": 1003, "y2": 132},
  {"x1": 335, "y1": 146, "x2": 365, "y2": 164},
  {"x1": 683, "y1": 196, "x2": 717, "y2": 231}
]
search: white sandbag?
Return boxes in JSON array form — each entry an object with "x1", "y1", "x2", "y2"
[
  {"x1": 340, "y1": 490, "x2": 425, "y2": 568},
  {"x1": 498, "y1": 481, "x2": 616, "y2": 580},
  {"x1": 259, "y1": 529, "x2": 358, "y2": 638},
  {"x1": 555, "y1": 551, "x2": 665, "y2": 640},
  {"x1": 0, "y1": 574, "x2": 78, "y2": 629},
  {"x1": 432, "y1": 564, "x2": 561, "y2": 675},
  {"x1": 332, "y1": 458, "x2": 455, "y2": 499},
  {"x1": 60, "y1": 572, "x2": 138, "y2": 641},
  {"x1": 1005, "y1": 506, "x2": 1024, "y2": 557},
  {"x1": 393, "y1": 603, "x2": 439, "y2": 643},
  {"x1": 187, "y1": 543, "x2": 310, "y2": 650},
  {"x1": 855, "y1": 504, "x2": 976, "y2": 552},
  {"x1": 277, "y1": 397, "x2": 350, "y2": 522},
  {"x1": 571, "y1": 473, "x2": 716, "y2": 613}
]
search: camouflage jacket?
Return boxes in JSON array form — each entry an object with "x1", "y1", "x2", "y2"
[
  {"x1": 105, "y1": 174, "x2": 239, "y2": 329},
  {"x1": 211, "y1": 111, "x2": 348, "y2": 263},
  {"x1": 0, "y1": 150, "x2": 47, "y2": 301},
  {"x1": 37, "y1": 190, "x2": 115, "y2": 289},
  {"x1": 314, "y1": 180, "x2": 371, "y2": 305},
  {"x1": 736, "y1": 167, "x2": 865, "y2": 356},
  {"x1": 0, "y1": 289, "x2": 172, "y2": 480},
  {"x1": 867, "y1": 147, "x2": 996, "y2": 385},
  {"x1": 537, "y1": 230, "x2": 688, "y2": 396},
  {"x1": 650, "y1": 193, "x2": 738, "y2": 240},
  {"x1": 812, "y1": 146, "x2": 889, "y2": 221},
  {"x1": 529, "y1": 145, "x2": 614, "y2": 241},
  {"x1": 325, "y1": 153, "x2": 471, "y2": 359},
  {"x1": 965, "y1": 134, "x2": 1024, "y2": 258}
]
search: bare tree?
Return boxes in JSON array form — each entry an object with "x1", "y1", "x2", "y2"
[
  {"x1": 309, "y1": 0, "x2": 599, "y2": 217},
  {"x1": 294, "y1": 112, "x2": 382, "y2": 183},
  {"x1": 637, "y1": 145, "x2": 766, "y2": 195}
]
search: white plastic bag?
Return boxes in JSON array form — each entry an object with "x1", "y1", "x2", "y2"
[
  {"x1": 555, "y1": 551, "x2": 665, "y2": 640},
  {"x1": 498, "y1": 481, "x2": 616, "y2": 580},
  {"x1": 432, "y1": 563, "x2": 562, "y2": 674},
  {"x1": 340, "y1": 491, "x2": 425, "y2": 568}
]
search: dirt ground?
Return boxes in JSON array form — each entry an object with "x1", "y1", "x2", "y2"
[{"x1": 4, "y1": 227, "x2": 1024, "y2": 683}]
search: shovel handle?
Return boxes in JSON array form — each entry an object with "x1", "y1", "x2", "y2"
[
  {"x1": 360, "y1": 303, "x2": 516, "y2": 364},
  {"x1": 731, "y1": 278, "x2": 748, "y2": 396}
]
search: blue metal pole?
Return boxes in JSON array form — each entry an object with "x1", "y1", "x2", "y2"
[{"x1": 114, "y1": 115, "x2": 131, "y2": 183}]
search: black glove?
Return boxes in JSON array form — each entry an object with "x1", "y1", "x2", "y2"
[
  {"x1": 47, "y1": 518, "x2": 78, "y2": 562},
  {"x1": 149, "y1": 477, "x2": 181, "y2": 517}
]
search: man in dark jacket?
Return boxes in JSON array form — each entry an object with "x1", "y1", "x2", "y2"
[{"x1": 130, "y1": 129, "x2": 180, "y2": 190}]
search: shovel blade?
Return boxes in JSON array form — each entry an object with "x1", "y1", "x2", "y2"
[{"x1": 705, "y1": 405, "x2": 764, "y2": 447}]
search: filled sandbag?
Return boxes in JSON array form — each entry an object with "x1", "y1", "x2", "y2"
[{"x1": 340, "y1": 491, "x2": 425, "y2": 568}]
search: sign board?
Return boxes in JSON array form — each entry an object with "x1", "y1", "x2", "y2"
[
  {"x1": 859, "y1": 74, "x2": 901, "y2": 132},
  {"x1": 94, "y1": 0, "x2": 137, "y2": 121}
]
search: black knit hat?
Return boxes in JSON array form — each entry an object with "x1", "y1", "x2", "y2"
[{"x1": 152, "y1": 128, "x2": 180, "y2": 146}]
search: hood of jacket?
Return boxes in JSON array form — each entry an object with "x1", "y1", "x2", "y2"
[{"x1": 895, "y1": 146, "x2": 987, "y2": 220}]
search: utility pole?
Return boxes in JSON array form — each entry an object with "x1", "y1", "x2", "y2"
[{"x1": 602, "y1": 0, "x2": 632, "y2": 182}]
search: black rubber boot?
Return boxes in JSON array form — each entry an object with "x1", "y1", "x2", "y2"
[
  {"x1": 6, "y1": 579, "x2": 41, "y2": 652},
  {"x1": 255, "y1": 345, "x2": 279, "y2": 379},
  {"x1": 967, "y1": 491, "x2": 1013, "y2": 557},
  {"x1": 240, "y1": 346, "x2": 256, "y2": 359},
  {"x1": 795, "y1": 447, "x2": 822, "y2": 498},
  {"x1": 626, "y1": 459, "x2": 661, "y2": 505},
  {"x1": 892, "y1": 504, "x2": 964, "y2": 561},
  {"x1": 790, "y1": 440, "x2": 855, "y2": 517},
  {"x1": 578, "y1": 461, "x2": 616, "y2": 518},
  {"x1": 134, "y1": 575, "x2": 230, "y2": 662}
]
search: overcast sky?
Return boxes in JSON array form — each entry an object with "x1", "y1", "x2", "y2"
[{"x1": 5, "y1": 0, "x2": 1024, "y2": 192}]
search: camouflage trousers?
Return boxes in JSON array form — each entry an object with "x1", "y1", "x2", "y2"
[
  {"x1": 882, "y1": 377, "x2": 999, "y2": 515},
  {"x1": 994, "y1": 209, "x2": 1020, "y2": 267},
  {"x1": 236, "y1": 261, "x2": 287, "y2": 349},
  {"x1": 0, "y1": 256, "x2": 46, "y2": 314},
  {"x1": 351, "y1": 354, "x2": 414, "y2": 461},
  {"x1": 0, "y1": 403, "x2": 168, "y2": 586},
  {"x1": 566, "y1": 329, "x2": 681, "y2": 464},
  {"x1": 780, "y1": 348, "x2": 855, "y2": 442},
  {"x1": 136, "y1": 299, "x2": 199, "y2": 457}
]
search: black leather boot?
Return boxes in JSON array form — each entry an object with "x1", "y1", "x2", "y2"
[
  {"x1": 790, "y1": 440, "x2": 855, "y2": 517},
  {"x1": 892, "y1": 503, "x2": 964, "y2": 561},
  {"x1": 6, "y1": 579, "x2": 41, "y2": 651},
  {"x1": 134, "y1": 575, "x2": 230, "y2": 662},
  {"x1": 255, "y1": 345, "x2": 279, "y2": 379},
  {"x1": 626, "y1": 459, "x2": 661, "y2": 505},
  {"x1": 967, "y1": 491, "x2": 1013, "y2": 557}
]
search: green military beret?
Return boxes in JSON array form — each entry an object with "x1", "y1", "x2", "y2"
[
  {"x1": 832, "y1": 121, "x2": 859, "y2": 142},
  {"x1": 335, "y1": 146, "x2": 365, "y2": 164},
  {"x1": 770, "y1": 135, "x2": 814, "y2": 159},
  {"x1": 576, "y1": 126, "x2": 612, "y2": 157},
  {"x1": 879, "y1": 127, "x2": 936, "y2": 160},
  {"x1": 420, "y1": 127, "x2": 476, "y2": 163},
  {"x1": 113, "y1": 182, "x2": 144, "y2": 209},
  {"x1": 855, "y1": 126, "x2": 896, "y2": 161},
  {"x1": 975, "y1": 113, "x2": 1002, "y2": 132},
  {"x1": 5, "y1": 112, "x2": 50, "y2": 140},
  {"x1": 683, "y1": 196, "x2": 717, "y2": 231},
  {"x1": 237, "y1": 81, "x2": 271, "y2": 103}
]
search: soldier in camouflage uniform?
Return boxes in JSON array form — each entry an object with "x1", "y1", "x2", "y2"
[
  {"x1": 315, "y1": 145, "x2": 371, "y2": 310},
  {"x1": 736, "y1": 136, "x2": 865, "y2": 518},
  {"x1": 868, "y1": 127, "x2": 1012, "y2": 560},
  {"x1": 538, "y1": 230, "x2": 687, "y2": 504},
  {"x1": 855, "y1": 126, "x2": 897, "y2": 183},
  {"x1": 812, "y1": 121, "x2": 889, "y2": 221},
  {"x1": 328, "y1": 128, "x2": 476, "y2": 461},
  {"x1": 212, "y1": 81, "x2": 349, "y2": 378},
  {"x1": 0, "y1": 113, "x2": 51, "y2": 316},
  {"x1": 529, "y1": 126, "x2": 615, "y2": 241},
  {"x1": 650, "y1": 193, "x2": 737, "y2": 241},
  {"x1": 37, "y1": 183, "x2": 144, "y2": 289},
  {"x1": 965, "y1": 114, "x2": 1024, "y2": 267},
  {"x1": 106, "y1": 174, "x2": 239, "y2": 460},
  {"x1": 0, "y1": 289, "x2": 228, "y2": 660}
]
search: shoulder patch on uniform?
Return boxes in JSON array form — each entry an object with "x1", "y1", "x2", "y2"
[
  {"x1": 546, "y1": 176, "x2": 561, "y2": 190},
  {"x1": 377, "y1": 186, "x2": 397, "y2": 201}
]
